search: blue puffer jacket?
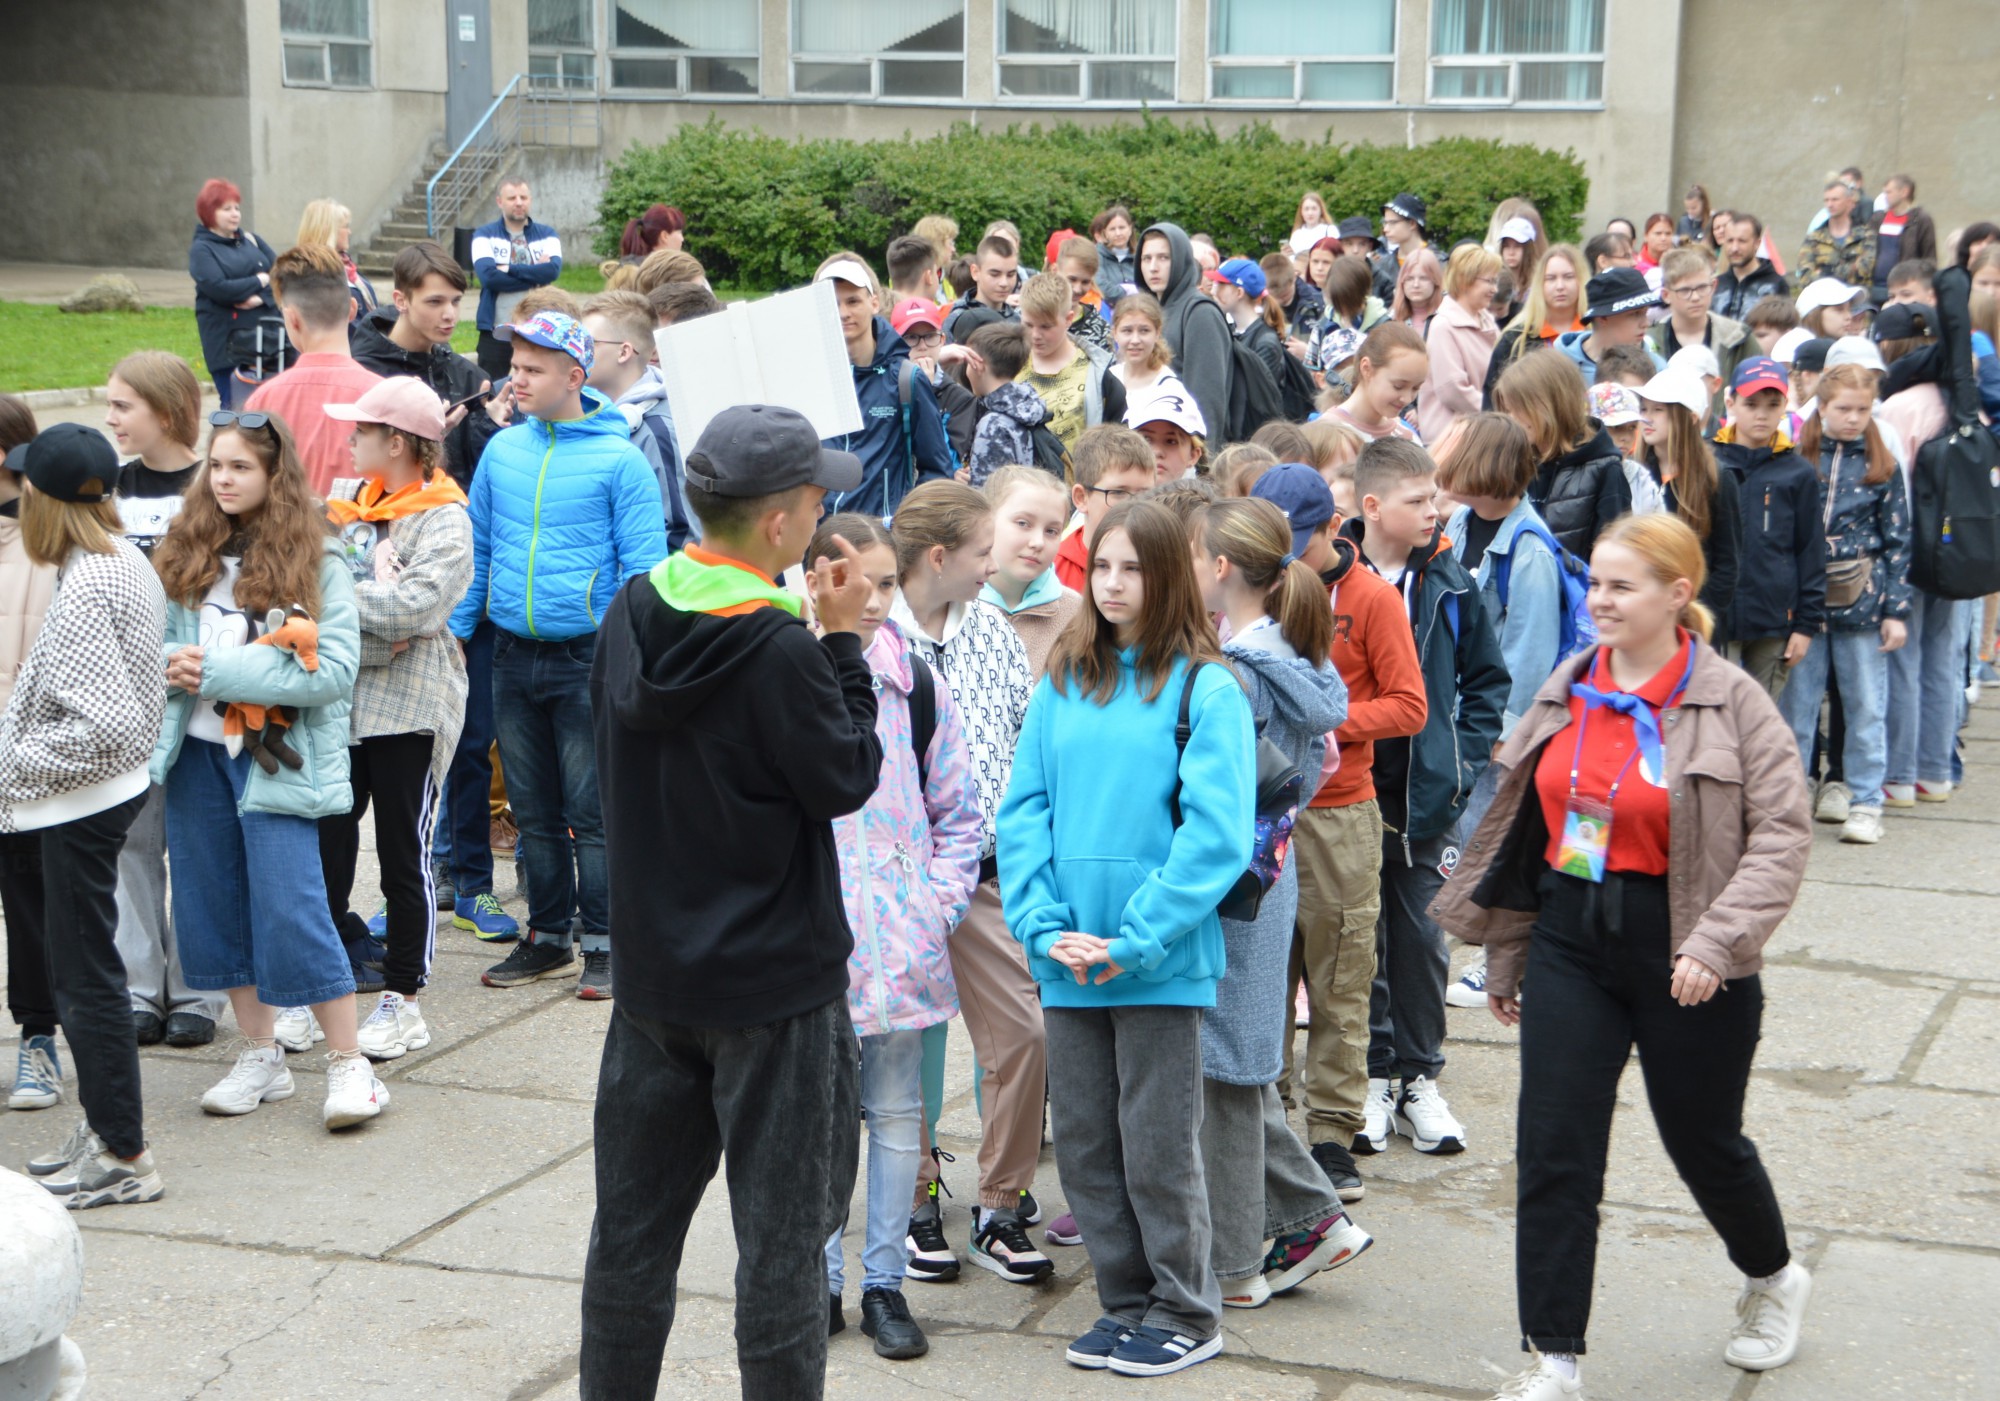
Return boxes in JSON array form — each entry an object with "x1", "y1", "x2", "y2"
[
  {"x1": 450, "y1": 389, "x2": 668, "y2": 642},
  {"x1": 150, "y1": 542, "x2": 359, "y2": 821},
  {"x1": 821, "y1": 318, "x2": 951, "y2": 520}
]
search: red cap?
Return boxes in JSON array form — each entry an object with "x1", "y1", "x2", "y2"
[
  {"x1": 1045, "y1": 227, "x2": 1081, "y2": 268},
  {"x1": 889, "y1": 298, "x2": 945, "y2": 337}
]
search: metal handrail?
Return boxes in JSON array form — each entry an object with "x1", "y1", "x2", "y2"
[{"x1": 427, "y1": 73, "x2": 524, "y2": 237}]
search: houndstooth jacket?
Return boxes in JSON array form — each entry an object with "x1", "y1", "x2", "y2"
[{"x1": 0, "y1": 537, "x2": 167, "y2": 831}]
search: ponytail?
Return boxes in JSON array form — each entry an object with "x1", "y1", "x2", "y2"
[
  {"x1": 1202, "y1": 498, "x2": 1333, "y2": 662},
  {"x1": 1595, "y1": 512, "x2": 1714, "y2": 643},
  {"x1": 1258, "y1": 293, "x2": 1287, "y2": 338}
]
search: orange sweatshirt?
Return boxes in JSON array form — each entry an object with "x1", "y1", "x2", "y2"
[{"x1": 1312, "y1": 541, "x2": 1427, "y2": 808}]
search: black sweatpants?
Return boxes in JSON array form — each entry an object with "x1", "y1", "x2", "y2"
[
  {"x1": 475, "y1": 329, "x2": 513, "y2": 382},
  {"x1": 318, "y1": 733, "x2": 439, "y2": 998},
  {"x1": 0, "y1": 829, "x2": 53, "y2": 1032},
  {"x1": 41, "y1": 794, "x2": 149, "y2": 1157},
  {"x1": 1515, "y1": 869, "x2": 1790, "y2": 1355}
]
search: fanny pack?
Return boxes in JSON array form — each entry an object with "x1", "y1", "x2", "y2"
[{"x1": 1823, "y1": 445, "x2": 1874, "y2": 609}]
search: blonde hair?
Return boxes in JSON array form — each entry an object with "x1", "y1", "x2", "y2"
[
  {"x1": 515, "y1": 286, "x2": 583, "y2": 321},
  {"x1": 1019, "y1": 270, "x2": 1072, "y2": 321},
  {"x1": 635, "y1": 249, "x2": 706, "y2": 294},
  {"x1": 912, "y1": 214, "x2": 959, "y2": 268},
  {"x1": 1110, "y1": 293, "x2": 1174, "y2": 372},
  {"x1": 599, "y1": 260, "x2": 641, "y2": 291},
  {"x1": 1203, "y1": 498, "x2": 1332, "y2": 663},
  {"x1": 1499, "y1": 243, "x2": 1585, "y2": 354},
  {"x1": 295, "y1": 198, "x2": 351, "y2": 250},
  {"x1": 1210, "y1": 442, "x2": 1277, "y2": 497},
  {"x1": 109, "y1": 351, "x2": 203, "y2": 453},
  {"x1": 813, "y1": 249, "x2": 881, "y2": 300},
  {"x1": 1301, "y1": 416, "x2": 1366, "y2": 475},
  {"x1": 1595, "y1": 512, "x2": 1714, "y2": 642},
  {"x1": 21, "y1": 490, "x2": 122, "y2": 568},
  {"x1": 1494, "y1": 349, "x2": 1591, "y2": 459},
  {"x1": 581, "y1": 289, "x2": 656, "y2": 353},
  {"x1": 1443, "y1": 243, "x2": 1503, "y2": 300},
  {"x1": 890, "y1": 480, "x2": 992, "y2": 579},
  {"x1": 983, "y1": 463, "x2": 1068, "y2": 513}
]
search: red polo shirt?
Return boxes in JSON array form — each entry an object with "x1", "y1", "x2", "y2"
[
  {"x1": 1535, "y1": 634, "x2": 1694, "y2": 877},
  {"x1": 1055, "y1": 526, "x2": 1089, "y2": 594}
]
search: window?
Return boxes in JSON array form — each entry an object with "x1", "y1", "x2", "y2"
[
  {"x1": 1429, "y1": 0, "x2": 1604, "y2": 104},
  {"x1": 1209, "y1": 0, "x2": 1394, "y2": 103},
  {"x1": 528, "y1": 0, "x2": 597, "y2": 91},
  {"x1": 794, "y1": 1, "x2": 966, "y2": 99},
  {"x1": 610, "y1": 0, "x2": 760, "y2": 95},
  {"x1": 281, "y1": 0, "x2": 372, "y2": 89},
  {"x1": 997, "y1": 0, "x2": 1177, "y2": 103}
]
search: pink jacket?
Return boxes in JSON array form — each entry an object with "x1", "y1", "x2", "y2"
[
  {"x1": 1417, "y1": 295, "x2": 1499, "y2": 445},
  {"x1": 834, "y1": 621, "x2": 984, "y2": 1036}
]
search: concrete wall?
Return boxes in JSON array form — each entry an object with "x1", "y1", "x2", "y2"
[
  {"x1": 0, "y1": 0, "x2": 251, "y2": 267},
  {"x1": 1673, "y1": 0, "x2": 2000, "y2": 258}
]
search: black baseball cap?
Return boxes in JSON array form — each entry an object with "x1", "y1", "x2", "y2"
[
  {"x1": 1582, "y1": 268, "x2": 1660, "y2": 322},
  {"x1": 684, "y1": 405, "x2": 862, "y2": 499},
  {"x1": 1871, "y1": 301, "x2": 1934, "y2": 343},
  {"x1": 1792, "y1": 337, "x2": 1835, "y2": 374},
  {"x1": 3, "y1": 422, "x2": 116, "y2": 502},
  {"x1": 1383, "y1": 193, "x2": 1427, "y2": 228}
]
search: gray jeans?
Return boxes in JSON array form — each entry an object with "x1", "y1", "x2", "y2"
[
  {"x1": 114, "y1": 785, "x2": 225, "y2": 1020},
  {"x1": 1045, "y1": 1004, "x2": 1219, "y2": 1339},
  {"x1": 1201, "y1": 1079, "x2": 1344, "y2": 1281}
]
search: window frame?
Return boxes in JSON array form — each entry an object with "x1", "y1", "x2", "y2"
[
  {"x1": 528, "y1": 0, "x2": 600, "y2": 92},
  {"x1": 789, "y1": 0, "x2": 968, "y2": 103},
  {"x1": 1424, "y1": 0, "x2": 1607, "y2": 109},
  {"x1": 992, "y1": 0, "x2": 1182, "y2": 107},
  {"x1": 605, "y1": 0, "x2": 763, "y2": 98},
  {"x1": 1205, "y1": 0, "x2": 1398, "y2": 107},
  {"x1": 279, "y1": 0, "x2": 374, "y2": 91}
]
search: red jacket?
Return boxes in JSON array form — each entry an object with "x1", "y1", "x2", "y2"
[
  {"x1": 1312, "y1": 539, "x2": 1427, "y2": 808},
  {"x1": 1055, "y1": 526, "x2": 1089, "y2": 594}
]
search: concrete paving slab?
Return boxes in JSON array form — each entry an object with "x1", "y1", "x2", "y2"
[
  {"x1": 1911, "y1": 992, "x2": 2000, "y2": 1094},
  {"x1": 1756, "y1": 963, "x2": 1945, "y2": 1083},
  {"x1": 403, "y1": 996, "x2": 615, "y2": 1101},
  {"x1": 1771, "y1": 881, "x2": 1999, "y2": 982}
]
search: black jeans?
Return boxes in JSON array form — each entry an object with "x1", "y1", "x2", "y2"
[
  {"x1": 1516, "y1": 870, "x2": 1790, "y2": 1354},
  {"x1": 1368, "y1": 830, "x2": 1452, "y2": 1083},
  {"x1": 42, "y1": 794, "x2": 149, "y2": 1157},
  {"x1": 580, "y1": 997, "x2": 861, "y2": 1400},
  {"x1": 475, "y1": 329, "x2": 512, "y2": 382},
  {"x1": 444, "y1": 619, "x2": 496, "y2": 898},
  {"x1": 0, "y1": 830, "x2": 53, "y2": 1031},
  {"x1": 318, "y1": 732, "x2": 439, "y2": 997}
]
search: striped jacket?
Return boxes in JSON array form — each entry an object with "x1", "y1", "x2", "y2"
[{"x1": 470, "y1": 217, "x2": 563, "y2": 332}]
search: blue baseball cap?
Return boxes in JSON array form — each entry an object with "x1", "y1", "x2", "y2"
[
  {"x1": 1250, "y1": 461, "x2": 1337, "y2": 556},
  {"x1": 1730, "y1": 356, "x2": 1789, "y2": 400},
  {"x1": 1206, "y1": 257, "x2": 1267, "y2": 298},
  {"x1": 498, "y1": 310, "x2": 594, "y2": 372}
]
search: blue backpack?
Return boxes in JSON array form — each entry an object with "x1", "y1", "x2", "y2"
[{"x1": 1492, "y1": 516, "x2": 1598, "y2": 661}]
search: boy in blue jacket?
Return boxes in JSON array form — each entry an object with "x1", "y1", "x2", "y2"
[
  {"x1": 814, "y1": 254, "x2": 952, "y2": 520},
  {"x1": 449, "y1": 311, "x2": 666, "y2": 997}
]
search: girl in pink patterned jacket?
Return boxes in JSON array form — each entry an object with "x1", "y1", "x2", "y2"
[{"x1": 812, "y1": 514, "x2": 983, "y2": 1358}]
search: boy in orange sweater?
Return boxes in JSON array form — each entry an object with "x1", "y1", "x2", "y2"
[{"x1": 1251, "y1": 463, "x2": 1426, "y2": 1203}]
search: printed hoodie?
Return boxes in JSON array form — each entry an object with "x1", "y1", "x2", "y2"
[
  {"x1": 1138, "y1": 221, "x2": 1234, "y2": 444},
  {"x1": 1809, "y1": 437, "x2": 1913, "y2": 630},
  {"x1": 590, "y1": 551, "x2": 883, "y2": 1027},
  {"x1": 834, "y1": 621, "x2": 983, "y2": 1036},
  {"x1": 968, "y1": 381, "x2": 1051, "y2": 488}
]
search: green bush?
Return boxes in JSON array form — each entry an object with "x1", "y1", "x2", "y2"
[{"x1": 596, "y1": 115, "x2": 1589, "y2": 292}]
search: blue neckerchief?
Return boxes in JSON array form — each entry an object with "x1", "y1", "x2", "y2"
[{"x1": 1567, "y1": 646, "x2": 1696, "y2": 795}]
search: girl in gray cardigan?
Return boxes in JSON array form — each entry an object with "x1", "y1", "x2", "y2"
[{"x1": 1194, "y1": 498, "x2": 1372, "y2": 1307}]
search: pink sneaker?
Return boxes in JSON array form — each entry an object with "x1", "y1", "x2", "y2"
[
  {"x1": 1045, "y1": 1212, "x2": 1082, "y2": 1246},
  {"x1": 1294, "y1": 984, "x2": 1311, "y2": 1028}
]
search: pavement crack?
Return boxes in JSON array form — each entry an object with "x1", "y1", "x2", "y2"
[
  {"x1": 189, "y1": 1260, "x2": 338, "y2": 1396},
  {"x1": 1892, "y1": 985, "x2": 1963, "y2": 1085},
  {"x1": 378, "y1": 1136, "x2": 596, "y2": 1258}
]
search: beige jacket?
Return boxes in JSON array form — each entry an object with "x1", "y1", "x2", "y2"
[
  {"x1": 1429, "y1": 637, "x2": 1810, "y2": 997},
  {"x1": 0, "y1": 517, "x2": 57, "y2": 714}
]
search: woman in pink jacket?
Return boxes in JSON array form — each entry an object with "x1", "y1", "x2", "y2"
[
  {"x1": 1418, "y1": 245, "x2": 1503, "y2": 446},
  {"x1": 811, "y1": 513, "x2": 984, "y2": 1363}
]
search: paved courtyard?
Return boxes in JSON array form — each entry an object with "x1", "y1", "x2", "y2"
[{"x1": 4, "y1": 699, "x2": 1999, "y2": 1400}]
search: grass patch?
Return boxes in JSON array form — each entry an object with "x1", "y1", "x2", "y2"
[{"x1": 0, "y1": 303, "x2": 207, "y2": 393}]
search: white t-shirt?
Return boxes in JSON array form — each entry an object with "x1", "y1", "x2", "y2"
[
  {"x1": 1289, "y1": 223, "x2": 1337, "y2": 258},
  {"x1": 186, "y1": 557, "x2": 251, "y2": 745}
]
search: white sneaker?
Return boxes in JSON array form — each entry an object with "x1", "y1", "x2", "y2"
[
  {"x1": 273, "y1": 1006, "x2": 324, "y2": 1053},
  {"x1": 1724, "y1": 1262, "x2": 1812, "y2": 1371},
  {"x1": 323, "y1": 1051, "x2": 390, "y2": 1130},
  {"x1": 200, "y1": 1044, "x2": 295, "y2": 1115},
  {"x1": 1355, "y1": 1077, "x2": 1394, "y2": 1155},
  {"x1": 1813, "y1": 780, "x2": 1851, "y2": 824},
  {"x1": 1394, "y1": 1075, "x2": 1467, "y2": 1154},
  {"x1": 356, "y1": 992, "x2": 431, "y2": 1060},
  {"x1": 1882, "y1": 782, "x2": 1917, "y2": 809},
  {"x1": 1220, "y1": 1272, "x2": 1271, "y2": 1309},
  {"x1": 1492, "y1": 1352, "x2": 1582, "y2": 1399},
  {"x1": 1916, "y1": 779, "x2": 1953, "y2": 803},
  {"x1": 1839, "y1": 806, "x2": 1882, "y2": 844},
  {"x1": 1294, "y1": 983, "x2": 1311, "y2": 1029},
  {"x1": 1446, "y1": 952, "x2": 1489, "y2": 1007}
]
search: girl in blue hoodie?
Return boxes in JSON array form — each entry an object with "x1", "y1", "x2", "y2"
[{"x1": 999, "y1": 500, "x2": 1255, "y2": 1379}]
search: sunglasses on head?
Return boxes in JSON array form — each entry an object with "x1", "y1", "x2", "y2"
[{"x1": 209, "y1": 410, "x2": 272, "y2": 431}]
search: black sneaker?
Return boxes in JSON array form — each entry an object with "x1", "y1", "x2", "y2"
[
  {"x1": 970, "y1": 1206, "x2": 1055, "y2": 1283},
  {"x1": 577, "y1": 949, "x2": 613, "y2": 1001},
  {"x1": 859, "y1": 1288, "x2": 928, "y2": 1360},
  {"x1": 828, "y1": 1294, "x2": 844, "y2": 1337},
  {"x1": 434, "y1": 860, "x2": 456, "y2": 911},
  {"x1": 1017, "y1": 1188, "x2": 1044, "y2": 1224},
  {"x1": 1310, "y1": 1139, "x2": 1366, "y2": 1204},
  {"x1": 905, "y1": 1189, "x2": 960, "y2": 1282},
  {"x1": 481, "y1": 939, "x2": 578, "y2": 988},
  {"x1": 133, "y1": 1010, "x2": 164, "y2": 1046},
  {"x1": 162, "y1": 1012, "x2": 216, "y2": 1048}
]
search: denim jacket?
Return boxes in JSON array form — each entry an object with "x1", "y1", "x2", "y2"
[{"x1": 1447, "y1": 501, "x2": 1564, "y2": 741}]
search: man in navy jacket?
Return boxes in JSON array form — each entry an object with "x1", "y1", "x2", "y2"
[
  {"x1": 471, "y1": 178, "x2": 563, "y2": 380},
  {"x1": 812, "y1": 255, "x2": 951, "y2": 520}
]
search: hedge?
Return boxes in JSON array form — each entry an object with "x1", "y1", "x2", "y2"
[{"x1": 595, "y1": 115, "x2": 1590, "y2": 293}]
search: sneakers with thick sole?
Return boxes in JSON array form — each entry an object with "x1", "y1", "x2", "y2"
[
  {"x1": 970, "y1": 1206, "x2": 1055, "y2": 1283},
  {"x1": 1813, "y1": 780, "x2": 1852, "y2": 824},
  {"x1": 1917, "y1": 779, "x2": 1953, "y2": 804},
  {"x1": 1264, "y1": 1213, "x2": 1374, "y2": 1295},
  {"x1": 61, "y1": 1137, "x2": 165, "y2": 1211},
  {"x1": 482, "y1": 938, "x2": 577, "y2": 987},
  {"x1": 9, "y1": 1034, "x2": 63, "y2": 1110},
  {"x1": 1064, "y1": 1318, "x2": 1133, "y2": 1370},
  {"x1": 859, "y1": 1287, "x2": 929, "y2": 1360},
  {"x1": 1221, "y1": 1271, "x2": 1272, "y2": 1308},
  {"x1": 1105, "y1": 1325, "x2": 1223, "y2": 1377},
  {"x1": 1355, "y1": 1077, "x2": 1394, "y2": 1155},
  {"x1": 324, "y1": 1051, "x2": 390, "y2": 1129},
  {"x1": 201, "y1": 1044, "x2": 296, "y2": 1116},
  {"x1": 1446, "y1": 953, "x2": 1490, "y2": 1008},
  {"x1": 1882, "y1": 782, "x2": 1917, "y2": 809},
  {"x1": 1394, "y1": 1075, "x2": 1466, "y2": 1154},
  {"x1": 356, "y1": 992, "x2": 432, "y2": 1060},
  {"x1": 27, "y1": 1119, "x2": 91, "y2": 1178},
  {"x1": 273, "y1": 1006, "x2": 324, "y2": 1053},
  {"x1": 577, "y1": 949, "x2": 613, "y2": 1000},
  {"x1": 1491, "y1": 1352, "x2": 1583, "y2": 1399},
  {"x1": 1724, "y1": 1263, "x2": 1812, "y2": 1371},
  {"x1": 1839, "y1": 806, "x2": 1883, "y2": 845},
  {"x1": 1044, "y1": 1212, "x2": 1082, "y2": 1247},
  {"x1": 1016, "y1": 1188, "x2": 1043, "y2": 1224},
  {"x1": 904, "y1": 1191, "x2": 960, "y2": 1283},
  {"x1": 455, "y1": 891, "x2": 520, "y2": 941},
  {"x1": 1309, "y1": 1138, "x2": 1365, "y2": 1203}
]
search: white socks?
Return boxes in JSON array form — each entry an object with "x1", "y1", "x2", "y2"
[
  {"x1": 1746, "y1": 1266, "x2": 1789, "y2": 1291},
  {"x1": 1545, "y1": 1353, "x2": 1578, "y2": 1379}
]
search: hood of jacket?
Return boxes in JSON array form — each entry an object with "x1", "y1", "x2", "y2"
[
  {"x1": 1223, "y1": 630, "x2": 1348, "y2": 747},
  {"x1": 515, "y1": 386, "x2": 633, "y2": 444},
  {"x1": 616, "y1": 364, "x2": 669, "y2": 413},
  {"x1": 863, "y1": 618, "x2": 916, "y2": 697},
  {"x1": 982, "y1": 380, "x2": 1050, "y2": 427},
  {"x1": 1315, "y1": 534, "x2": 1363, "y2": 589},
  {"x1": 1711, "y1": 425, "x2": 1797, "y2": 473},
  {"x1": 1138, "y1": 221, "x2": 1202, "y2": 312},
  {"x1": 981, "y1": 564, "x2": 1066, "y2": 615},
  {"x1": 603, "y1": 561, "x2": 801, "y2": 733},
  {"x1": 1554, "y1": 329, "x2": 1596, "y2": 377}
]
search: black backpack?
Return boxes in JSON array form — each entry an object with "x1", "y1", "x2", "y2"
[
  {"x1": 1225, "y1": 338, "x2": 1287, "y2": 441},
  {"x1": 909, "y1": 655, "x2": 938, "y2": 786},
  {"x1": 1910, "y1": 266, "x2": 2000, "y2": 599},
  {"x1": 1027, "y1": 423, "x2": 1073, "y2": 482},
  {"x1": 1273, "y1": 342, "x2": 1319, "y2": 423}
]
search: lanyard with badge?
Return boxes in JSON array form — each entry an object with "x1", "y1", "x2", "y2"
[{"x1": 1553, "y1": 648, "x2": 1695, "y2": 882}]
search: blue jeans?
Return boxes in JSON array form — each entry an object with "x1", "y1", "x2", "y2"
[
  {"x1": 1782, "y1": 629, "x2": 1889, "y2": 810},
  {"x1": 166, "y1": 738, "x2": 356, "y2": 1006},
  {"x1": 443, "y1": 619, "x2": 497, "y2": 897},
  {"x1": 1886, "y1": 590, "x2": 1969, "y2": 786},
  {"x1": 826, "y1": 1027, "x2": 926, "y2": 1293},
  {"x1": 492, "y1": 629, "x2": 606, "y2": 951}
]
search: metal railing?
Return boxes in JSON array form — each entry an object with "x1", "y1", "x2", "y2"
[{"x1": 425, "y1": 75, "x2": 606, "y2": 236}]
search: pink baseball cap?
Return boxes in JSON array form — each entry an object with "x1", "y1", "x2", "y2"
[
  {"x1": 890, "y1": 298, "x2": 945, "y2": 337},
  {"x1": 323, "y1": 376, "x2": 448, "y2": 441}
]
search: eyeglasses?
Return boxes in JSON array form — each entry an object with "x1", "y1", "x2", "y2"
[
  {"x1": 209, "y1": 410, "x2": 272, "y2": 430},
  {"x1": 1088, "y1": 485, "x2": 1137, "y2": 504},
  {"x1": 1667, "y1": 283, "x2": 1716, "y2": 299},
  {"x1": 904, "y1": 329, "x2": 944, "y2": 349}
]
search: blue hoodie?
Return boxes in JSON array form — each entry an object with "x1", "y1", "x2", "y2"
[
  {"x1": 450, "y1": 387, "x2": 667, "y2": 641},
  {"x1": 1554, "y1": 329, "x2": 1665, "y2": 387},
  {"x1": 822, "y1": 316, "x2": 952, "y2": 520},
  {"x1": 999, "y1": 652, "x2": 1254, "y2": 1009}
]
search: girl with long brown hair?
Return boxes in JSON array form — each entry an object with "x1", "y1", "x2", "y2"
[
  {"x1": 150, "y1": 410, "x2": 385, "y2": 1132},
  {"x1": 1636, "y1": 368, "x2": 1742, "y2": 620},
  {"x1": 998, "y1": 500, "x2": 1255, "y2": 1376}
]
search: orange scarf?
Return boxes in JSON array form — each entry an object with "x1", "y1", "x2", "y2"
[{"x1": 326, "y1": 471, "x2": 468, "y2": 526}]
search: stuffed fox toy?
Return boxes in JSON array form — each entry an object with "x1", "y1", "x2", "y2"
[{"x1": 220, "y1": 607, "x2": 320, "y2": 775}]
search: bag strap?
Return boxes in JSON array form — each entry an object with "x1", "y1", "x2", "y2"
[
  {"x1": 1168, "y1": 661, "x2": 1204, "y2": 828},
  {"x1": 897, "y1": 360, "x2": 917, "y2": 488},
  {"x1": 909, "y1": 654, "x2": 936, "y2": 791}
]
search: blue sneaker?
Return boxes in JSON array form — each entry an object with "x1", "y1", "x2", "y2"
[
  {"x1": 1106, "y1": 1325, "x2": 1223, "y2": 1377},
  {"x1": 454, "y1": 892, "x2": 519, "y2": 942},
  {"x1": 1064, "y1": 1317, "x2": 1134, "y2": 1371},
  {"x1": 9, "y1": 1034, "x2": 63, "y2": 1110},
  {"x1": 366, "y1": 904, "x2": 387, "y2": 937}
]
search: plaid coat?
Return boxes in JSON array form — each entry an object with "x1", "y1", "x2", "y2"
[{"x1": 348, "y1": 503, "x2": 473, "y2": 786}]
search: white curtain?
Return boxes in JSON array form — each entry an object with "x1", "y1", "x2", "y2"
[
  {"x1": 613, "y1": 0, "x2": 757, "y2": 51},
  {"x1": 1004, "y1": 0, "x2": 1176, "y2": 57},
  {"x1": 798, "y1": 0, "x2": 963, "y2": 53},
  {"x1": 528, "y1": 0, "x2": 592, "y2": 48},
  {"x1": 280, "y1": 0, "x2": 369, "y2": 39},
  {"x1": 1213, "y1": 0, "x2": 1393, "y2": 58},
  {"x1": 1432, "y1": 0, "x2": 1603, "y2": 56}
]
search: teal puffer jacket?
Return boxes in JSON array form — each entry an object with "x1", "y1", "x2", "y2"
[{"x1": 150, "y1": 541, "x2": 360, "y2": 820}]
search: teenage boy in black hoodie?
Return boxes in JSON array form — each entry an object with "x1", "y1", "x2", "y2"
[
  {"x1": 581, "y1": 404, "x2": 881, "y2": 1401},
  {"x1": 1343, "y1": 439, "x2": 1506, "y2": 1162}
]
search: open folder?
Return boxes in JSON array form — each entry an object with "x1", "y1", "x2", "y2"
[{"x1": 653, "y1": 279, "x2": 864, "y2": 452}]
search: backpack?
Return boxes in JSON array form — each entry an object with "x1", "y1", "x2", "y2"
[
  {"x1": 1910, "y1": 266, "x2": 2000, "y2": 599},
  {"x1": 1491, "y1": 515, "x2": 1599, "y2": 661},
  {"x1": 1226, "y1": 338, "x2": 1287, "y2": 441},
  {"x1": 909, "y1": 655, "x2": 938, "y2": 788},
  {"x1": 1273, "y1": 343, "x2": 1320, "y2": 423},
  {"x1": 1027, "y1": 422, "x2": 1073, "y2": 482},
  {"x1": 1168, "y1": 663, "x2": 1302, "y2": 922}
]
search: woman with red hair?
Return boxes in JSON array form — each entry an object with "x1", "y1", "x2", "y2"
[
  {"x1": 187, "y1": 178, "x2": 275, "y2": 407},
  {"x1": 617, "y1": 204, "x2": 684, "y2": 263}
]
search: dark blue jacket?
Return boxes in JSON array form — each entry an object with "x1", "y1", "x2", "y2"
[
  {"x1": 188, "y1": 225, "x2": 276, "y2": 373},
  {"x1": 821, "y1": 318, "x2": 951, "y2": 520},
  {"x1": 1713, "y1": 429, "x2": 1827, "y2": 642},
  {"x1": 470, "y1": 216, "x2": 563, "y2": 331}
]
